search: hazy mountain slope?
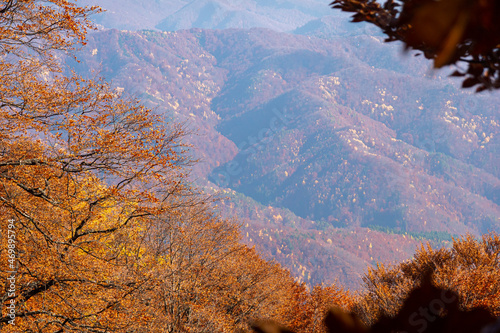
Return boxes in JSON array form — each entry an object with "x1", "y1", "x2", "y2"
[
  {"x1": 67, "y1": 28, "x2": 500, "y2": 287},
  {"x1": 156, "y1": 0, "x2": 333, "y2": 31},
  {"x1": 293, "y1": 15, "x2": 383, "y2": 38},
  {"x1": 212, "y1": 76, "x2": 500, "y2": 233},
  {"x1": 80, "y1": 0, "x2": 337, "y2": 32},
  {"x1": 68, "y1": 29, "x2": 240, "y2": 177},
  {"x1": 219, "y1": 190, "x2": 423, "y2": 288},
  {"x1": 201, "y1": 30, "x2": 499, "y2": 234},
  {"x1": 80, "y1": 0, "x2": 188, "y2": 30}
]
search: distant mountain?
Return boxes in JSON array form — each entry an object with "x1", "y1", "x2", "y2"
[
  {"x1": 156, "y1": 0, "x2": 334, "y2": 31},
  {"x1": 67, "y1": 27, "x2": 500, "y2": 287},
  {"x1": 80, "y1": 0, "x2": 338, "y2": 32},
  {"x1": 80, "y1": 0, "x2": 188, "y2": 30},
  {"x1": 293, "y1": 15, "x2": 384, "y2": 39},
  {"x1": 205, "y1": 30, "x2": 500, "y2": 235}
]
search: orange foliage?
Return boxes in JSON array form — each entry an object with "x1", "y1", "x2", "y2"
[
  {"x1": 358, "y1": 233, "x2": 500, "y2": 324},
  {"x1": 253, "y1": 234, "x2": 500, "y2": 333},
  {"x1": 258, "y1": 282, "x2": 355, "y2": 333},
  {"x1": 0, "y1": 1, "x2": 327, "y2": 332}
]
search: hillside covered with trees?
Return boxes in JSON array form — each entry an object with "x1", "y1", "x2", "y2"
[
  {"x1": 66, "y1": 26, "x2": 500, "y2": 287},
  {"x1": 0, "y1": 1, "x2": 351, "y2": 331},
  {"x1": 1, "y1": 1, "x2": 499, "y2": 332}
]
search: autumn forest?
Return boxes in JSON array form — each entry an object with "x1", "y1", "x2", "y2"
[{"x1": 0, "y1": 1, "x2": 500, "y2": 332}]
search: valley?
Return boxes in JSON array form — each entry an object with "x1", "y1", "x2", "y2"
[{"x1": 67, "y1": 3, "x2": 500, "y2": 288}]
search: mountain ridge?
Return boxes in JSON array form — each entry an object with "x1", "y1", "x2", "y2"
[
  {"x1": 66, "y1": 26, "x2": 500, "y2": 288},
  {"x1": 80, "y1": 0, "x2": 341, "y2": 32}
]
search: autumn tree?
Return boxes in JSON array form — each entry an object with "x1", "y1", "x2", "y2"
[
  {"x1": 330, "y1": 0, "x2": 500, "y2": 91},
  {"x1": 0, "y1": 1, "x2": 325, "y2": 332},
  {"x1": 252, "y1": 281, "x2": 355, "y2": 333},
  {"x1": 138, "y1": 205, "x2": 302, "y2": 333},
  {"x1": 0, "y1": 0, "x2": 204, "y2": 331},
  {"x1": 252, "y1": 234, "x2": 500, "y2": 333},
  {"x1": 355, "y1": 233, "x2": 500, "y2": 325},
  {"x1": 297, "y1": 283, "x2": 355, "y2": 333}
]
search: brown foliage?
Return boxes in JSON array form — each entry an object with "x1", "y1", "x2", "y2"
[
  {"x1": 0, "y1": 1, "x2": 304, "y2": 332},
  {"x1": 330, "y1": 0, "x2": 500, "y2": 91},
  {"x1": 0, "y1": 1, "x2": 177, "y2": 330},
  {"x1": 140, "y1": 209, "x2": 300, "y2": 332},
  {"x1": 253, "y1": 283, "x2": 354, "y2": 333},
  {"x1": 254, "y1": 234, "x2": 500, "y2": 333},
  {"x1": 357, "y1": 233, "x2": 500, "y2": 323}
]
